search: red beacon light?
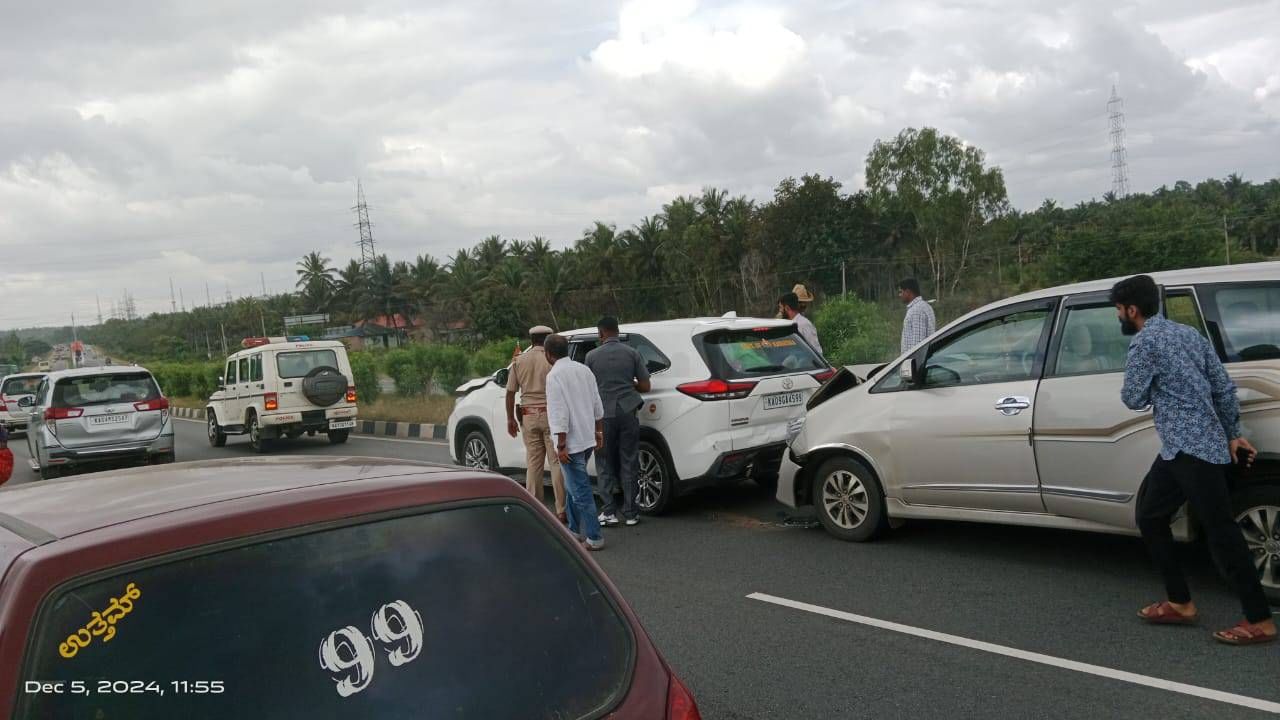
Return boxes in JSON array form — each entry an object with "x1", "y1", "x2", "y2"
[{"x1": 241, "y1": 337, "x2": 271, "y2": 349}]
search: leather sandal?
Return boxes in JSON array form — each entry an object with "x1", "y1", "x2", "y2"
[
  {"x1": 1137, "y1": 601, "x2": 1198, "y2": 625},
  {"x1": 1213, "y1": 622, "x2": 1277, "y2": 646}
]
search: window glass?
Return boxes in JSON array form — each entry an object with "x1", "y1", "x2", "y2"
[
  {"x1": 2, "y1": 375, "x2": 42, "y2": 396},
  {"x1": 625, "y1": 335, "x2": 671, "y2": 374},
  {"x1": 250, "y1": 355, "x2": 263, "y2": 382},
  {"x1": 1052, "y1": 306, "x2": 1130, "y2": 376},
  {"x1": 701, "y1": 327, "x2": 826, "y2": 379},
  {"x1": 923, "y1": 309, "x2": 1050, "y2": 388},
  {"x1": 52, "y1": 373, "x2": 161, "y2": 408},
  {"x1": 238, "y1": 358, "x2": 250, "y2": 384},
  {"x1": 1164, "y1": 292, "x2": 1205, "y2": 334},
  {"x1": 1201, "y1": 284, "x2": 1280, "y2": 362},
  {"x1": 277, "y1": 350, "x2": 339, "y2": 379},
  {"x1": 570, "y1": 339, "x2": 598, "y2": 364},
  {"x1": 19, "y1": 503, "x2": 633, "y2": 719},
  {"x1": 225, "y1": 361, "x2": 237, "y2": 385}
]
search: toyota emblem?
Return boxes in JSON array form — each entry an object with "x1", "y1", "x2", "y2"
[{"x1": 781, "y1": 378, "x2": 794, "y2": 390}]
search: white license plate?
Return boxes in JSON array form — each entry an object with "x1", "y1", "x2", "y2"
[
  {"x1": 764, "y1": 392, "x2": 804, "y2": 410},
  {"x1": 91, "y1": 414, "x2": 130, "y2": 426},
  {"x1": 329, "y1": 420, "x2": 356, "y2": 430}
]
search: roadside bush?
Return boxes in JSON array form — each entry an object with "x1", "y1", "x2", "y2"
[
  {"x1": 417, "y1": 344, "x2": 470, "y2": 393},
  {"x1": 814, "y1": 297, "x2": 898, "y2": 366},
  {"x1": 470, "y1": 337, "x2": 519, "y2": 378},
  {"x1": 348, "y1": 351, "x2": 381, "y2": 404},
  {"x1": 385, "y1": 348, "x2": 428, "y2": 397}
]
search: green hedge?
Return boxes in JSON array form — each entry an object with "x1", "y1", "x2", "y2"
[
  {"x1": 470, "y1": 337, "x2": 519, "y2": 378},
  {"x1": 349, "y1": 351, "x2": 381, "y2": 403},
  {"x1": 149, "y1": 362, "x2": 222, "y2": 400},
  {"x1": 813, "y1": 297, "x2": 899, "y2": 367}
]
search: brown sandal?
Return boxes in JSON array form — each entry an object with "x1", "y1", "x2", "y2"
[
  {"x1": 1214, "y1": 622, "x2": 1277, "y2": 646},
  {"x1": 1138, "y1": 601, "x2": 1198, "y2": 625}
]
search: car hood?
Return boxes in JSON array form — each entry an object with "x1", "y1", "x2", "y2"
[{"x1": 455, "y1": 376, "x2": 492, "y2": 394}]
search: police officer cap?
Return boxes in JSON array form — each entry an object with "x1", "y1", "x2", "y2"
[{"x1": 529, "y1": 325, "x2": 554, "y2": 336}]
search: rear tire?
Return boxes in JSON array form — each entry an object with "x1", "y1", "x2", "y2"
[
  {"x1": 328, "y1": 430, "x2": 350, "y2": 445},
  {"x1": 207, "y1": 412, "x2": 226, "y2": 447},
  {"x1": 248, "y1": 412, "x2": 271, "y2": 454},
  {"x1": 461, "y1": 429, "x2": 495, "y2": 470},
  {"x1": 1230, "y1": 485, "x2": 1280, "y2": 606},
  {"x1": 637, "y1": 440, "x2": 677, "y2": 516},
  {"x1": 813, "y1": 455, "x2": 888, "y2": 542}
]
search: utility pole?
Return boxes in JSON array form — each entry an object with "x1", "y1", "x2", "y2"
[
  {"x1": 204, "y1": 328, "x2": 212, "y2": 360},
  {"x1": 841, "y1": 261, "x2": 847, "y2": 297},
  {"x1": 1107, "y1": 83, "x2": 1130, "y2": 198},
  {"x1": 179, "y1": 288, "x2": 186, "y2": 313},
  {"x1": 353, "y1": 179, "x2": 377, "y2": 269},
  {"x1": 96, "y1": 295, "x2": 103, "y2": 325},
  {"x1": 71, "y1": 314, "x2": 78, "y2": 368},
  {"x1": 1224, "y1": 215, "x2": 1231, "y2": 264},
  {"x1": 205, "y1": 282, "x2": 212, "y2": 307},
  {"x1": 260, "y1": 272, "x2": 267, "y2": 297},
  {"x1": 219, "y1": 323, "x2": 228, "y2": 357}
]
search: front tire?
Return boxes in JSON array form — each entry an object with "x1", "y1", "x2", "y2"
[
  {"x1": 461, "y1": 429, "x2": 495, "y2": 470},
  {"x1": 1231, "y1": 486, "x2": 1280, "y2": 606},
  {"x1": 813, "y1": 456, "x2": 888, "y2": 542},
  {"x1": 207, "y1": 412, "x2": 226, "y2": 447},
  {"x1": 248, "y1": 412, "x2": 271, "y2": 454},
  {"x1": 328, "y1": 430, "x2": 350, "y2": 445},
  {"x1": 637, "y1": 440, "x2": 677, "y2": 516}
]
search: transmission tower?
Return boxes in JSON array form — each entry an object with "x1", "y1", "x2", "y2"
[
  {"x1": 96, "y1": 295, "x2": 103, "y2": 325},
  {"x1": 353, "y1": 179, "x2": 376, "y2": 269},
  {"x1": 170, "y1": 277, "x2": 178, "y2": 313},
  {"x1": 1108, "y1": 84, "x2": 1130, "y2": 198}
]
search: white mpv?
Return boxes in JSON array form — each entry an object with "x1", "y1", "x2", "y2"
[{"x1": 447, "y1": 316, "x2": 833, "y2": 514}]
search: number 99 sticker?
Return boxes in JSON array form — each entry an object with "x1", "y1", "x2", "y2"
[{"x1": 318, "y1": 600, "x2": 424, "y2": 697}]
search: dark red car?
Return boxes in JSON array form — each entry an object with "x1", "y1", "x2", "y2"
[{"x1": 0, "y1": 457, "x2": 701, "y2": 719}]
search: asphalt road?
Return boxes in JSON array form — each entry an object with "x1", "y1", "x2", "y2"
[{"x1": 8, "y1": 419, "x2": 1279, "y2": 718}]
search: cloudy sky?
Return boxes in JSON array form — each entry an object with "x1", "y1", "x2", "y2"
[{"x1": 2, "y1": 0, "x2": 1278, "y2": 329}]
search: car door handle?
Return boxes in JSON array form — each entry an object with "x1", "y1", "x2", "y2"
[{"x1": 995, "y1": 396, "x2": 1031, "y2": 415}]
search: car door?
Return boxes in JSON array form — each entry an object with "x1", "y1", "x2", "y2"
[
  {"x1": 1033, "y1": 288, "x2": 1205, "y2": 530},
  {"x1": 888, "y1": 299, "x2": 1056, "y2": 512},
  {"x1": 221, "y1": 359, "x2": 242, "y2": 423},
  {"x1": 26, "y1": 378, "x2": 49, "y2": 464}
]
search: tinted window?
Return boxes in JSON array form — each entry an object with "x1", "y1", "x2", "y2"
[
  {"x1": 1201, "y1": 283, "x2": 1280, "y2": 362},
  {"x1": 570, "y1": 340, "x2": 598, "y2": 364},
  {"x1": 1164, "y1": 291, "x2": 1205, "y2": 335},
  {"x1": 250, "y1": 355, "x2": 263, "y2": 382},
  {"x1": 277, "y1": 349, "x2": 339, "y2": 378},
  {"x1": 225, "y1": 361, "x2": 237, "y2": 385},
  {"x1": 626, "y1": 335, "x2": 670, "y2": 374},
  {"x1": 1052, "y1": 305, "x2": 1130, "y2": 376},
  {"x1": 52, "y1": 373, "x2": 160, "y2": 408},
  {"x1": 701, "y1": 327, "x2": 826, "y2": 379},
  {"x1": 20, "y1": 503, "x2": 633, "y2": 719},
  {"x1": 238, "y1": 358, "x2": 250, "y2": 383},
  {"x1": 2, "y1": 375, "x2": 42, "y2": 396},
  {"x1": 923, "y1": 309, "x2": 1050, "y2": 388}
]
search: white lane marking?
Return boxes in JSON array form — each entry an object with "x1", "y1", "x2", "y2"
[
  {"x1": 171, "y1": 417, "x2": 447, "y2": 446},
  {"x1": 747, "y1": 592, "x2": 1280, "y2": 715}
]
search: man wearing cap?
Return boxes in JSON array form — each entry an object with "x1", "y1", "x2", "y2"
[
  {"x1": 506, "y1": 325, "x2": 567, "y2": 522},
  {"x1": 778, "y1": 292, "x2": 823, "y2": 358}
]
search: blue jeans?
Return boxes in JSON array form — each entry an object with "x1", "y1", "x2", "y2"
[{"x1": 562, "y1": 449, "x2": 602, "y2": 542}]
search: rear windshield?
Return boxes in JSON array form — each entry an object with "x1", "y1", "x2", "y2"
[
  {"x1": 277, "y1": 349, "x2": 339, "y2": 379},
  {"x1": 701, "y1": 327, "x2": 827, "y2": 378},
  {"x1": 1200, "y1": 283, "x2": 1280, "y2": 362},
  {"x1": 20, "y1": 502, "x2": 634, "y2": 719},
  {"x1": 2, "y1": 376, "x2": 42, "y2": 396},
  {"x1": 52, "y1": 373, "x2": 160, "y2": 408}
]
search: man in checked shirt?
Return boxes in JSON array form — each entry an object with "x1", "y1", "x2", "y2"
[
  {"x1": 898, "y1": 278, "x2": 936, "y2": 354},
  {"x1": 1114, "y1": 274, "x2": 1275, "y2": 646}
]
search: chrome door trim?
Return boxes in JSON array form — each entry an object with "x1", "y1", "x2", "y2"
[
  {"x1": 900, "y1": 483, "x2": 1041, "y2": 494},
  {"x1": 1040, "y1": 485, "x2": 1134, "y2": 503}
]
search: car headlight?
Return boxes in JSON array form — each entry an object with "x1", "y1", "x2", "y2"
[{"x1": 786, "y1": 416, "x2": 806, "y2": 444}]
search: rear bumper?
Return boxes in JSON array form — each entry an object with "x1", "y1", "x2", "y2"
[
  {"x1": 683, "y1": 442, "x2": 787, "y2": 489},
  {"x1": 776, "y1": 452, "x2": 805, "y2": 508},
  {"x1": 261, "y1": 408, "x2": 358, "y2": 430},
  {"x1": 45, "y1": 432, "x2": 175, "y2": 467}
]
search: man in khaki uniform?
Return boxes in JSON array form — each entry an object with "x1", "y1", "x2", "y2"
[{"x1": 505, "y1": 325, "x2": 567, "y2": 521}]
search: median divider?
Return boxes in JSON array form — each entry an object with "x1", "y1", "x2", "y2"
[{"x1": 169, "y1": 406, "x2": 447, "y2": 442}]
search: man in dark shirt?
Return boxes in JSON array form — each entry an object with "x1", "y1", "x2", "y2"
[
  {"x1": 1114, "y1": 274, "x2": 1274, "y2": 645},
  {"x1": 586, "y1": 316, "x2": 651, "y2": 527}
]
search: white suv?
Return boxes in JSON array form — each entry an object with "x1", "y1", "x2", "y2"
[
  {"x1": 447, "y1": 315, "x2": 833, "y2": 513},
  {"x1": 206, "y1": 338, "x2": 358, "y2": 452}
]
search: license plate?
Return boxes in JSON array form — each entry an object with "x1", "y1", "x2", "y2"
[
  {"x1": 329, "y1": 420, "x2": 356, "y2": 430},
  {"x1": 764, "y1": 392, "x2": 804, "y2": 410},
  {"x1": 91, "y1": 414, "x2": 130, "y2": 426}
]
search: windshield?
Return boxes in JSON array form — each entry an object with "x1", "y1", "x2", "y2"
[
  {"x1": 52, "y1": 373, "x2": 160, "y2": 408},
  {"x1": 2, "y1": 376, "x2": 42, "y2": 396},
  {"x1": 700, "y1": 327, "x2": 827, "y2": 379},
  {"x1": 276, "y1": 349, "x2": 339, "y2": 379}
]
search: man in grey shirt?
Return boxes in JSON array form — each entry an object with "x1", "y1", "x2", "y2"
[{"x1": 586, "y1": 316, "x2": 651, "y2": 526}]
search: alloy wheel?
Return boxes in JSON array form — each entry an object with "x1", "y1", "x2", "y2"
[
  {"x1": 637, "y1": 448, "x2": 664, "y2": 511},
  {"x1": 1237, "y1": 504, "x2": 1280, "y2": 590},
  {"x1": 464, "y1": 437, "x2": 491, "y2": 469},
  {"x1": 822, "y1": 469, "x2": 869, "y2": 530}
]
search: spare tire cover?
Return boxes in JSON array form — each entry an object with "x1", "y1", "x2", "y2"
[{"x1": 302, "y1": 366, "x2": 348, "y2": 407}]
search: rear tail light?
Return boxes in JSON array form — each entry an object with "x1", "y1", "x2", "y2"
[
  {"x1": 667, "y1": 673, "x2": 702, "y2": 720},
  {"x1": 677, "y1": 379, "x2": 756, "y2": 401},
  {"x1": 134, "y1": 397, "x2": 170, "y2": 412},
  {"x1": 264, "y1": 392, "x2": 279, "y2": 411},
  {"x1": 44, "y1": 407, "x2": 84, "y2": 421},
  {"x1": 813, "y1": 368, "x2": 837, "y2": 383},
  {"x1": 346, "y1": 386, "x2": 357, "y2": 403}
]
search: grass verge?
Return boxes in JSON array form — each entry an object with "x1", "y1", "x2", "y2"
[{"x1": 167, "y1": 395, "x2": 456, "y2": 425}]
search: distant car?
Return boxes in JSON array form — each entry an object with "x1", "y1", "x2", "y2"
[
  {"x1": 0, "y1": 373, "x2": 45, "y2": 434},
  {"x1": 23, "y1": 366, "x2": 175, "y2": 480},
  {"x1": 448, "y1": 315, "x2": 833, "y2": 514},
  {"x1": 779, "y1": 262, "x2": 1280, "y2": 603},
  {"x1": 0, "y1": 457, "x2": 702, "y2": 718},
  {"x1": 36, "y1": 361, "x2": 50, "y2": 372},
  {"x1": 206, "y1": 338, "x2": 359, "y2": 452}
]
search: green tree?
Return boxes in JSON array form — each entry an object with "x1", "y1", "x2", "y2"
[{"x1": 295, "y1": 251, "x2": 336, "y2": 311}]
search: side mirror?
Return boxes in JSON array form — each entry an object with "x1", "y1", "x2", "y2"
[
  {"x1": 494, "y1": 368, "x2": 510, "y2": 387},
  {"x1": 900, "y1": 354, "x2": 922, "y2": 386},
  {"x1": 17, "y1": 396, "x2": 34, "y2": 408}
]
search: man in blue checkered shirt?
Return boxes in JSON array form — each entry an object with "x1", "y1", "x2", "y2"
[{"x1": 899, "y1": 278, "x2": 936, "y2": 354}]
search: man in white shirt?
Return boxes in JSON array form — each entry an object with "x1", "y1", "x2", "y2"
[
  {"x1": 899, "y1": 278, "x2": 937, "y2": 354},
  {"x1": 545, "y1": 334, "x2": 606, "y2": 550},
  {"x1": 778, "y1": 292, "x2": 822, "y2": 358}
]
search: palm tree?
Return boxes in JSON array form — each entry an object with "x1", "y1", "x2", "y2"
[
  {"x1": 476, "y1": 235, "x2": 508, "y2": 270},
  {"x1": 527, "y1": 237, "x2": 553, "y2": 266},
  {"x1": 295, "y1": 251, "x2": 335, "y2": 312},
  {"x1": 333, "y1": 260, "x2": 366, "y2": 321}
]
